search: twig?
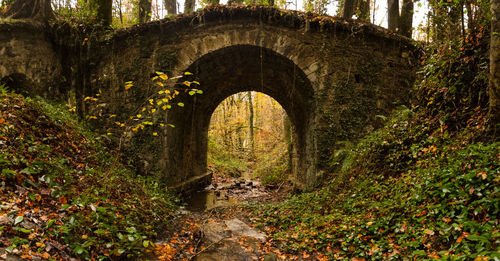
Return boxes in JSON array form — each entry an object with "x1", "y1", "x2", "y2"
[{"x1": 276, "y1": 180, "x2": 286, "y2": 192}]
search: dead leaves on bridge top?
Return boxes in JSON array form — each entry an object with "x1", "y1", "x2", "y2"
[{"x1": 112, "y1": 5, "x2": 412, "y2": 46}]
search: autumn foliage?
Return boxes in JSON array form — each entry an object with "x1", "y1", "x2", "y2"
[{"x1": 0, "y1": 94, "x2": 177, "y2": 259}]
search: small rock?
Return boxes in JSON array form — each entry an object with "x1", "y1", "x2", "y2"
[
  {"x1": 202, "y1": 220, "x2": 230, "y2": 243},
  {"x1": 224, "y1": 219, "x2": 266, "y2": 241},
  {"x1": 21, "y1": 220, "x2": 36, "y2": 230}
]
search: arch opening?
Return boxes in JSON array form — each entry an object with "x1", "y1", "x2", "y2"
[
  {"x1": 163, "y1": 44, "x2": 316, "y2": 190},
  {"x1": 208, "y1": 91, "x2": 294, "y2": 185}
]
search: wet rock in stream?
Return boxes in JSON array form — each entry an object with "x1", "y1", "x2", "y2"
[{"x1": 197, "y1": 218, "x2": 266, "y2": 261}]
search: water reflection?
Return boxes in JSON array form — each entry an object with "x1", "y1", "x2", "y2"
[{"x1": 186, "y1": 191, "x2": 238, "y2": 212}]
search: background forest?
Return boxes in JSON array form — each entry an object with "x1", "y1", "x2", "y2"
[{"x1": 208, "y1": 92, "x2": 291, "y2": 185}]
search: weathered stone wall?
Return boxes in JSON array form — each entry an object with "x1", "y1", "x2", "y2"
[
  {"x1": 87, "y1": 6, "x2": 419, "y2": 191},
  {"x1": 0, "y1": 21, "x2": 64, "y2": 98},
  {"x1": 0, "y1": 7, "x2": 418, "y2": 191}
]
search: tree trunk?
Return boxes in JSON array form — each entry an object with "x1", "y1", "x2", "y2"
[
  {"x1": 357, "y1": 0, "x2": 370, "y2": 21},
  {"x1": 489, "y1": 0, "x2": 500, "y2": 129},
  {"x1": 399, "y1": 0, "x2": 413, "y2": 37},
  {"x1": 3, "y1": 0, "x2": 53, "y2": 22},
  {"x1": 184, "y1": 0, "x2": 195, "y2": 13},
  {"x1": 118, "y1": 0, "x2": 123, "y2": 24},
  {"x1": 387, "y1": 0, "x2": 399, "y2": 31},
  {"x1": 247, "y1": 91, "x2": 255, "y2": 155},
  {"x1": 90, "y1": 0, "x2": 112, "y2": 26},
  {"x1": 138, "y1": 0, "x2": 151, "y2": 23},
  {"x1": 465, "y1": 1, "x2": 474, "y2": 32},
  {"x1": 342, "y1": 0, "x2": 356, "y2": 19},
  {"x1": 164, "y1": 0, "x2": 176, "y2": 14}
]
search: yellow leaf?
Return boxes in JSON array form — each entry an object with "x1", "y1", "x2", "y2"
[
  {"x1": 151, "y1": 108, "x2": 156, "y2": 113},
  {"x1": 159, "y1": 74, "x2": 168, "y2": 80},
  {"x1": 136, "y1": 114, "x2": 142, "y2": 118},
  {"x1": 153, "y1": 132, "x2": 158, "y2": 136},
  {"x1": 162, "y1": 105, "x2": 168, "y2": 110},
  {"x1": 158, "y1": 90, "x2": 164, "y2": 94},
  {"x1": 156, "y1": 82, "x2": 164, "y2": 87},
  {"x1": 125, "y1": 84, "x2": 133, "y2": 90}
]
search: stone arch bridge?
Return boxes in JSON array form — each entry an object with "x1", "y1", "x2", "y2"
[{"x1": 0, "y1": 6, "x2": 419, "y2": 191}]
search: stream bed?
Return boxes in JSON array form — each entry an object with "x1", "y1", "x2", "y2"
[{"x1": 151, "y1": 175, "x2": 291, "y2": 260}]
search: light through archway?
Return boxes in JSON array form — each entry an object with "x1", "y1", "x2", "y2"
[{"x1": 208, "y1": 91, "x2": 294, "y2": 185}]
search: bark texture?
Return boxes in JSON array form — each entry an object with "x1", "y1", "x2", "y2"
[
  {"x1": 247, "y1": 91, "x2": 255, "y2": 155},
  {"x1": 357, "y1": 0, "x2": 370, "y2": 21},
  {"x1": 165, "y1": 0, "x2": 177, "y2": 15},
  {"x1": 184, "y1": 0, "x2": 195, "y2": 13},
  {"x1": 139, "y1": 0, "x2": 152, "y2": 23},
  {"x1": 3, "y1": 0, "x2": 53, "y2": 22},
  {"x1": 342, "y1": 0, "x2": 355, "y2": 19},
  {"x1": 90, "y1": 0, "x2": 112, "y2": 26},
  {"x1": 387, "y1": 0, "x2": 399, "y2": 31},
  {"x1": 399, "y1": 0, "x2": 413, "y2": 37}
]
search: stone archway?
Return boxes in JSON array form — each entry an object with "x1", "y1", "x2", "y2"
[{"x1": 163, "y1": 45, "x2": 316, "y2": 190}]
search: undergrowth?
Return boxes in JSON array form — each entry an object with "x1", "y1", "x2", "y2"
[
  {"x1": 0, "y1": 94, "x2": 178, "y2": 260},
  {"x1": 207, "y1": 137, "x2": 248, "y2": 178},
  {"x1": 251, "y1": 108, "x2": 499, "y2": 259},
  {"x1": 254, "y1": 142, "x2": 289, "y2": 185}
]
